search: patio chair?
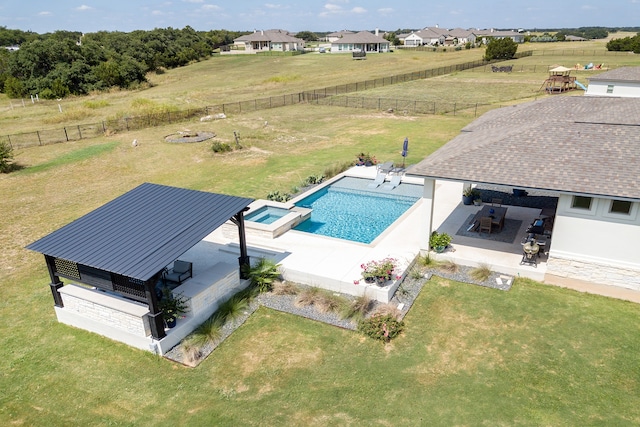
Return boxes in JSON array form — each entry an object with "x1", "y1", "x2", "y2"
[
  {"x1": 377, "y1": 161, "x2": 394, "y2": 174},
  {"x1": 479, "y1": 216, "x2": 492, "y2": 234},
  {"x1": 383, "y1": 174, "x2": 402, "y2": 190},
  {"x1": 164, "y1": 260, "x2": 193, "y2": 285},
  {"x1": 491, "y1": 198, "x2": 503, "y2": 206},
  {"x1": 367, "y1": 171, "x2": 386, "y2": 188}
]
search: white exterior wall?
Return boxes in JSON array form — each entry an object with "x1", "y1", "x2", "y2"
[
  {"x1": 546, "y1": 194, "x2": 640, "y2": 289},
  {"x1": 585, "y1": 81, "x2": 640, "y2": 97},
  {"x1": 404, "y1": 34, "x2": 423, "y2": 46}
]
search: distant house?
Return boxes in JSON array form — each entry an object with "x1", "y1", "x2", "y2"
[
  {"x1": 475, "y1": 28, "x2": 524, "y2": 43},
  {"x1": 231, "y1": 29, "x2": 305, "y2": 54},
  {"x1": 325, "y1": 30, "x2": 355, "y2": 43},
  {"x1": 408, "y1": 96, "x2": 640, "y2": 292},
  {"x1": 399, "y1": 27, "x2": 476, "y2": 47},
  {"x1": 585, "y1": 67, "x2": 640, "y2": 97},
  {"x1": 330, "y1": 30, "x2": 390, "y2": 53}
]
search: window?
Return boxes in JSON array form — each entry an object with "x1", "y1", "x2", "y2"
[
  {"x1": 571, "y1": 196, "x2": 592, "y2": 210},
  {"x1": 606, "y1": 84, "x2": 614, "y2": 94},
  {"x1": 610, "y1": 199, "x2": 632, "y2": 215}
]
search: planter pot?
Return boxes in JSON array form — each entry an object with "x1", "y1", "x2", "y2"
[
  {"x1": 434, "y1": 245, "x2": 446, "y2": 253},
  {"x1": 364, "y1": 277, "x2": 375, "y2": 284},
  {"x1": 473, "y1": 199, "x2": 482, "y2": 206},
  {"x1": 462, "y1": 195, "x2": 474, "y2": 205},
  {"x1": 165, "y1": 317, "x2": 177, "y2": 329},
  {"x1": 365, "y1": 161, "x2": 373, "y2": 166}
]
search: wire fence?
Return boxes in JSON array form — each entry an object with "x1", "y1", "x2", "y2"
[{"x1": 2, "y1": 52, "x2": 534, "y2": 149}]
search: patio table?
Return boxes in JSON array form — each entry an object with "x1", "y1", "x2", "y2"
[{"x1": 470, "y1": 205, "x2": 507, "y2": 232}]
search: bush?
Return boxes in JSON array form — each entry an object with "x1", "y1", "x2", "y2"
[
  {"x1": 244, "y1": 257, "x2": 281, "y2": 293},
  {"x1": 271, "y1": 281, "x2": 299, "y2": 295},
  {"x1": 295, "y1": 287, "x2": 342, "y2": 313},
  {"x1": 211, "y1": 141, "x2": 232, "y2": 153},
  {"x1": 340, "y1": 295, "x2": 373, "y2": 321},
  {"x1": 323, "y1": 161, "x2": 352, "y2": 179},
  {"x1": 470, "y1": 263, "x2": 492, "y2": 282},
  {"x1": 438, "y1": 260, "x2": 459, "y2": 273},
  {"x1": 358, "y1": 314, "x2": 404, "y2": 342},
  {"x1": 429, "y1": 231, "x2": 452, "y2": 250},
  {"x1": 0, "y1": 141, "x2": 14, "y2": 173},
  {"x1": 266, "y1": 190, "x2": 291, "y2": 202}
]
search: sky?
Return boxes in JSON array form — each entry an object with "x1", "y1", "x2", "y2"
[{"x1": 0, "y1": 0, "x2": 638, "y2": 34}]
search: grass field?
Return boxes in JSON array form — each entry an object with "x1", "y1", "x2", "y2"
[{"x1": 2, "y1": 38, "x2": 640, "y2": 425}]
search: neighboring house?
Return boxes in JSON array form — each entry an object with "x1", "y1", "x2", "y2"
[
  {"x1": 565, "y1": 35, "x2": 588, "y2": 41},
  {"x1": 231, "y1": 29, "x2": 305, "y2": 54},
  {"x1": 447, "y1": 28, "x2": 477, "y2": 45},
  {"x1": 325, "y1": 30, "x2": 354, "y2": 43},
  {"x1": 398, "y1": 28, "x2": 446, "y2": 46},
  {"x1": 586, "y1": 67, "x2": 640, "y2": 97},
  {"x1": 408, "y1": 96, "x2": 640, "y2": 292},
  {"x1": 330, "y1": 30, "x2": 390, "y2": 53},
  {"x1": 475, "y1": 28, "x2": 525, "y2": 43}
]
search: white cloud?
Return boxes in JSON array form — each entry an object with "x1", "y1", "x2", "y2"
[
  {"x1": 377, "y1": 8, "x2": 393, "y2": 14},
  {"x1": 151, "y1": 10, "x2": 166, "y2": 16},
  {"x1": 38, "y1": 11, "x2": 52, "y2": 16},
  {"x1": 201, "y1": 4, "x2": 222, "y2": 11},
  {"x1": 76, "y1": 5, "x2": 93, "y2": 11},
  {"x1": 352, "y1": 7, "x2": 366, "y2": 14},
  {"x1": 265, "y1": 3, "x2": 286, "y2": 9},
  {"x1": 581, "y1": 4, "x2": 596, "y2": 9},
  {"x1": 324, "y1": 3, "x2": 343, "y2": 12},
  {"x1": 183, "y1": 0, "x2": 204, "y2": 3}
]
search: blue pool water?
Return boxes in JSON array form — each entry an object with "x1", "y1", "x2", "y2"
[
  {"x1": 294, "y1": 176, "x2": 423, "y2": 243},
  {"x1": 246, "y1": 205, "x2": 290, "y2": 224}
]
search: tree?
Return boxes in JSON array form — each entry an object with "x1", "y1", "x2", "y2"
[
  {"x1": 295, "y1": 31, "x2": 318, "y2": 42},
  {"x1": 483, "y1": 38, "x2": 518, "y2": 61},
  {"x1": 0, "y1": 141, "x2": 14, "y2": 173}
]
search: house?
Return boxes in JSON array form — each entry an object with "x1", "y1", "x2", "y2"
[
  {"x1": 585, "y1": 67, "x2": 640, "y2": 97},
  {"x1": 447, "y1": 28, "x2": 477, "y2": 45},
  {"x1": 231, "y1": 29, "x2": 305, "y2": 54},
  {"x1": 407, "y1": 96, "x2": 640, "y2": 292},
  {"x1": 475, "y1": 28, "x2": 525, "y2": 43},
  {"x1": 330, "y1": 30, "x2": 390, "y2": 53},
  {"x1": 26, "y1": 183, "x2": 254, "y2": 355},
  {"x1": 325, "y1": 30, "x2": 354, "y2": 43}
]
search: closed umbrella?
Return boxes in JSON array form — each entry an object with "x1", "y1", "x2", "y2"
[{"x1": 401, "y1": 137, "x2": 409, "y2": 167}]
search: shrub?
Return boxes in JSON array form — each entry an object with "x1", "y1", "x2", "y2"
[
  {"x1": 295, "y1": 287, "x2": 342, "y2": 313},
  {"x1": 244, "y1": 257, "x2": 281, "y2": 293},
  {"x1": 323, "y1": 161, "x2": 352, "y2": 179},
  {"x1": 371, "y1": 302, "x2": 402, "y2": 320},
  {"x1": 211, "y1": 141, "x2": 232, "y2": 153},
  {"x1": 341, "y1": 295, "x2": 373, "y2": 321},
  {"x1": 271, "y1": 280, "x2": 299, "y2": 295},
  {"x1": 470, "y1": 263, "x2": 492, "y2": 282},
  {"x1": 438, "y1": 260, "x2": 459, "y2": 273},
  {"x1": 360, "y1": 257, "x2": 398, "y2": 283},
  {"x1": 418, "y1": 253, "x2": 439, "y2": 267},
  {"x1": 429, "y1": 231, "x2": 452, "y2": 250},
  {"x1": 266, "y1": 190, "x2": 291, "y2": 202},
  {"x1": 358, "y1": 314, "x2": 404, "y2": 342},
  {"x1": 295, "y1": 286, "x2": 322, "y2": 307},
  {"x1": 303, "y1": 174, "x2": 325, "y2": 186},
  {"x1": 217, "y1": 293, "x2": 249, "y2": 320},
  {"x1": 0, "y1": 141, "x2": 15, "y2": 173}
]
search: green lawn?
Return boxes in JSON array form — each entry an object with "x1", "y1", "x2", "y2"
[{"x1": 2, "y1": 39, "x2": 640, "y2": 425}]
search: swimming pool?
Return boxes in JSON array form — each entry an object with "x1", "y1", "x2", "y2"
[
  {"x1": 293, "y1": 176, "x2": 423, "y2": 243},
  {"x1": 245, "y1": 205, "x2": 290, "y2": 224}
]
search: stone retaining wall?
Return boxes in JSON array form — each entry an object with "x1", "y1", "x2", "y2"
[{"x1": 547, "y1": 256, "x2": 640, "y2": 291}]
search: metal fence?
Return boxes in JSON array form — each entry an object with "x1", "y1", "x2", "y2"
[{"x1": 2, "y1": 53, "x2": 533, "y2": 149}]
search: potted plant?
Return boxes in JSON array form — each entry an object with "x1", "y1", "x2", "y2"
[
  {"x1": 360, "y1": 257, "x2": 398, "y2": 286},
  {"x1": 473, "y1": 196, "x2": 482, "y2": 206},
  {"x1": 355, "y1": 152, "x2": 378, "y2": 167},
  {"x1": 429, "y1": 231, "x2": 452, "y2": 253},
  {"x1": 158, "y1": 287, "x2": 188, "y2": 329},
  {"x1": 462, "y1": 187, "x2": 479, "y2": 205}
]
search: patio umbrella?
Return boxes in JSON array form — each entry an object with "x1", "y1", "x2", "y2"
[{"x1": 401, "y1": 137, "x2": 409, "y2": 167}]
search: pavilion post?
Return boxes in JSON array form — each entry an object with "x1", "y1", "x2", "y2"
[
  {"x1": 233, "y1": 210, "x2": 251, "y2": 279},
  {"x1": 45, "y1": 255, "x2": 64, "y2": 307},
  {"x1": 145, "y1": 272, "x2": 166, "y2": 340}
]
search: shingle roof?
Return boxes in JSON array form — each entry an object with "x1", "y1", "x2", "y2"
[
  {"x1": 588, "y1": 66, "x2": 640, "y2": 82},
  {"x1": 408, "y1": 96, "x2": 640, "y2": 200},
  {"x1": 333, "y1": 31, "x2": 389, "y2": 44},
  {"x1": 26, "y1": 183, "x2": 253, "y2": 281}
]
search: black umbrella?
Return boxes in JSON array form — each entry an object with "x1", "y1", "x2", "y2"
[{"x1": 401, "y1": 137, "x2": 409, "y2": 167}]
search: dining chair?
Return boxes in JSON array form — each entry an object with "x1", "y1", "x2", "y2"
[
  {"x1": 491, "y1": 198, "x2": 503, "y2": 207},
  {"x1": 479, "y1": 217, "x2": 492, "y2": 234}
]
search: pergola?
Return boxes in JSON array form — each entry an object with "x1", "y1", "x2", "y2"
[{"x1": 27, "y1": 183, "x2": 253, "y2": 340}]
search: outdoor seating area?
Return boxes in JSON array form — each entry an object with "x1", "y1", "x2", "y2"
[
  {"x1": 163, "y1": 260, "x2": 193, "y2": 286},
  {"x1": 367, "y1": 162, "x2": 405, "y2": 190},
  {"x1": 467, "y1": 205, "x2": 508, "y2": 233}
]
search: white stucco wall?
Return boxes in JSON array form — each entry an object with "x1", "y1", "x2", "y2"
[
  {"x1": 547, "y1": 194, "x2": 640, "y2": 289},
  {"x1": 585, "y1": 81, "x2": 640, "y2": 97}
]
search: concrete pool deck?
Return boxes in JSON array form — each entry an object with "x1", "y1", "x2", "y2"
[{"x1": 191, "y1": 165, "x2": 549, "y2": 302}]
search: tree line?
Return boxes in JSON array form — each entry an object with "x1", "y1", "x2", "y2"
[
  {"x1": 0, "y1": 26, "x2": 246, "y2": 99},
  {"x1": 606, "y1": 33, "x2": 640, "y2": 54}
]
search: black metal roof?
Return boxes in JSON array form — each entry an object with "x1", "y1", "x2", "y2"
[{"x1": 27, "y1": 183, "x2": 253, "y2": 281}]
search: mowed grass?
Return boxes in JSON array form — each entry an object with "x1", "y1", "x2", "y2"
[{"x1": 2, "y1": 38, "x2": 640, "y2": 425}]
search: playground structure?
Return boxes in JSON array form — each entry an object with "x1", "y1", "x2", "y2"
[{"x1": 540, "y1": 66, "x2": 577, "y2": 94}]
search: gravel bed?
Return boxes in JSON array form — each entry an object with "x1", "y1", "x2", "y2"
[{"x1": 164, "y1": 265, "x2": 512, "y2": 366}]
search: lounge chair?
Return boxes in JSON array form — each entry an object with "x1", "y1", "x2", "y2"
[
  {"x1": 367, "y1": 171, "x2": 386, "y2": 188},
  {"x1": 383, "y1": 174, "x2": 402, "y2": 190},
  {"x1": 377, "y1": 161, "x2": 394, "y2": 174}
]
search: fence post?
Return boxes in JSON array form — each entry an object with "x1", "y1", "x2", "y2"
[
  {"x1": 37, "y1": 130, "x2": 42, "y2": 145},
  {"x1": 125, "y1": 118, "x2": 129, "y2": 131},
  {"x1": 64, "y1": 127, "x2": 69, "y2": 141},
  {"x1": 77, "y1": 125, "x2": 82, "y2": 139},
  {"x1": 7, "y1": 135, "x2": 12, "y2": 149}
]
